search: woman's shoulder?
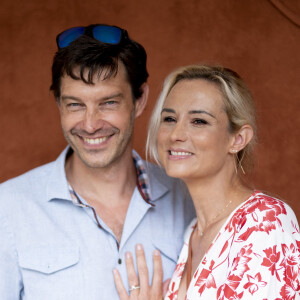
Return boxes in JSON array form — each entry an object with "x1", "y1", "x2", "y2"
[
  {"x1": 232, "y1": 190, "x2": 300, "y2": 243},
  {"x1": 242, "y1": 191, "x2": 298, "y2": 222}
]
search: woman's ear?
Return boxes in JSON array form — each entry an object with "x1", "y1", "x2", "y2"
[
  {"x1": 230, "y1": 124, "x2": 253, "y2": 153},
  {"x1": 134, "y1": 83, "x2": 149, "y2": 118}
]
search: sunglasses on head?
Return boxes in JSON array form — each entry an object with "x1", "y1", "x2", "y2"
[{"x1": 56, "y1": 24, "x2": 128, "y2": 49}]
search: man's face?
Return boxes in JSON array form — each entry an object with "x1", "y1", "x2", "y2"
[{"x1": 58, "y1": 63, "x2": 143, "y2": 169}]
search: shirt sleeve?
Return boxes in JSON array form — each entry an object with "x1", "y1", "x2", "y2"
[
  {"x1": 0, "y1": 211, "x2": 23, "y2": 299},
  {"x1": 217, "y1": 201, "x2": 300, "y2": 299}
]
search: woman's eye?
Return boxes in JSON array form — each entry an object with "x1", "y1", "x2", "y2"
[
  {"x1": 162, "y1": 116, "x2": 176, "y2": 123},
  {"x1": 192, "y1": 118, "x2": 208, "y2": 125}
]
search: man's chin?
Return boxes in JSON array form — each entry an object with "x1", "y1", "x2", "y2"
[{"x1": 78, "y1": 154, "x2": 112, "y2": 169}]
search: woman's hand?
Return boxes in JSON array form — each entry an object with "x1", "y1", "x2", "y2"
[{"x1": 113, "y1": 244, "x2": 164, "y2": 300}]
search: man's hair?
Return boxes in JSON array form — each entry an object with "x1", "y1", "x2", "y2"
[{"x1": 50, "y1": 30, "x2": 148, "y2": 102}]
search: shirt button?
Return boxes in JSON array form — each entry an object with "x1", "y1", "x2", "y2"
[{"x1": 118, "y1": 258, "x2": 122, "y2": 264}]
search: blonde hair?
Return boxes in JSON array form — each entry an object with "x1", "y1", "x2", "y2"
[{"x1": 146, "y1": 64, "x2": 257, "y2": 171}]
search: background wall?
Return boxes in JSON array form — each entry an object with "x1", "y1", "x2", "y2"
[{"x1": 0, "y1": 0, "x2": 299, "y2": 218}]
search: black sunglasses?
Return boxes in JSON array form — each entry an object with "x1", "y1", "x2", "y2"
[{"x1": 56, "y1": 24, "x2": 128, "y2": 49}]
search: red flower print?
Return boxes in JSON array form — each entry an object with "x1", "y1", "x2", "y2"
[
  {"x1": 227, "y1": 194, "x2": 287, "y2": 240},
  {"x1": 166, "y1": 291, "x2": 177, "y2": 300},
  {"x1": 280, "y1": 283, "x2": 300, "y2": 300},
  {"x1": 244, "y1": 195, "x2": 286, "y2": 223},
  {"x1": 292, "y1": 220, "x2": 300, "y2": 234},
  {"x1": 238, "y1": 220, "x2": 276, "y2": 241},
  {"x1": 217, "y1": 274, "x2": 243, "y2": 299},
  {"x1": 237, "y1": 226, "x2": 259, "y2": 241},
  {"x1": 174, "y1": 261, "x2": 185, "y2": 278},
  {"x1": 166, "y1": 281, "x2": 177, "y2": 300},
  {"x1": 281, "y1": 243, "x2": 300, "y2": 268},
  {"x1": 231, "y1": 244, "x2": 252, "y2": 278},
  {"x1": 243, "y1": 273, "x2": 267, "y2": 295},
  {"x1": 259, "y1": 219, "x2": 277, "y2": 234},
  {"x1": 262, "y1": 245, "x2": 281, "y2": 280},
  {"x1": 281, "y1": 249, "x2": 300, "y2": 300},
  {"x1": 227, "y1": 291, "x2": 244, "y2": 300},
  {"x1": 225, "y1": 209, "x2": 246, "y2": 233},
  {"x1": 195, "y1": 260, "x2": 216, "y2": 295},
  {"x1": 217, "y1": 244, "x2": 253, "y2": 300}
]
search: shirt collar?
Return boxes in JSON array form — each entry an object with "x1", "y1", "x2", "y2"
[{"x1": 46, "y1": 147, "x2": 168, "y2": 204}]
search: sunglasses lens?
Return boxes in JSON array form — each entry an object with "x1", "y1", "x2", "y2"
[
  {"x1": 93, "y1": 25, "x2": 122, "y2": 44},
  {"x1": 58, "y1": 27, "x2": 85, "y2": 48}
]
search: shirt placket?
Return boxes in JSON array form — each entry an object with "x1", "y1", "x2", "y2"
[{"x1": 67, "y1": 153, "x2": 153, "y2": 252}]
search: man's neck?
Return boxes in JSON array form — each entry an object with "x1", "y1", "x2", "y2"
[{"x1": 65, "y1": 149, "x2": 137, "y2": 207}]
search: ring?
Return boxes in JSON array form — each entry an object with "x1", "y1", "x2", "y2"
[{"x1": 129, "y1": 285, "x2": 140, "y2": 292}]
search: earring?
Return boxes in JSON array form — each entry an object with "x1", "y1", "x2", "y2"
[
  {"x1": 231, "y1": 149, "x2": 246, "y2": 174},
  {"x1": 236, "y1": 152, "x2": 246, "y2": 175}
]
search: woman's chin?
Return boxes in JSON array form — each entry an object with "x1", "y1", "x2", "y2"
[{"x1": 165, "y1": 168, "x2": 191, "y2": 180}]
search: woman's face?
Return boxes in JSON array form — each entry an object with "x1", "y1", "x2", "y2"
[{"x1": 157, "y1": 79, "x2": 235, "y2": 181}]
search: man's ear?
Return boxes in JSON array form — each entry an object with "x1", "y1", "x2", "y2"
[
  {"x1": 230, "y1": 124, "x2": 253, "y2": 153},
  {"x1": 134, "y1": 83, "x2": 149, "y2": 118}
]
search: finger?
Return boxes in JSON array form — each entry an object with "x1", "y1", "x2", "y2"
[
  {"x1": 135, "y1": 244, "x2": 149, "y2": 293},
  {"x1": 163, "y1": 279, "x2": 171, "y2": 297},
  {"x1": 125, "y1": 251, "x2": 140, "y2": 294},
  {"x1": 113, "y1": 268, "x2": 129, "y2": 300},
  {"x1": 150, "y1": 249, "x2": 163, "y2": 298}
]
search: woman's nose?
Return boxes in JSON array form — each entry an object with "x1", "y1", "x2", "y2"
[{"x1": 170, "y1": 122, "x2": 187, "y2": 142}]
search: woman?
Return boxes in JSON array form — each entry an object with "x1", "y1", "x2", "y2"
[{"x1": 114, "y1": 65, "x2": 300, "y2": 299}]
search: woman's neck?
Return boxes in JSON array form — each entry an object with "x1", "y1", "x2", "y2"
[{"x1": 184, "y1": 171, "x2": 253, "y2": 236}]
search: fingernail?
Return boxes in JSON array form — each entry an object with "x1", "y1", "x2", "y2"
[
  {"x1": 136, "y1": 244, "x2": 143, "y2": 251},
  {"x1": 153, "y1": 249, "x2": 160, "y2": 256},
  {"x1": 112, "y1": 268, "x2": 118, "y2": 275},
  {"x1": 125, "y1": 252, "x2": 132, "y2": 259}
]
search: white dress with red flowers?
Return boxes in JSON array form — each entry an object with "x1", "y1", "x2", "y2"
[{"x1": 165, "y1": 191, "x2": 300, "y2": 300}]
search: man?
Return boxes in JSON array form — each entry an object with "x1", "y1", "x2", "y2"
[{"x1": 0, "y1": 24, "x2": 194, "y2": 299}]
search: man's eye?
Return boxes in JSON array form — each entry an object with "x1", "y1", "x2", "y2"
[
  {"x1": 68, "y1": 103, "x2": 80, "y2": 107},
  {"x1": 192, "y1": 118, "x2": 208, "y2": 125},
  {"x1": 103, "y1": 100, "x2": 118, "y2": 106},
  {"x1": 66, "y1": 103, "x2": 83, "y2": 111}
]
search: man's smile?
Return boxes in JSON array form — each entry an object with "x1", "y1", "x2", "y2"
[{"x1": 83, "y1": 136, "x2": 111, "y2": 145}]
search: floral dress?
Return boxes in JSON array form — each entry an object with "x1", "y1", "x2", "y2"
[{"x1": 165, "y1": 191, "x2": 300, "y2": 299}]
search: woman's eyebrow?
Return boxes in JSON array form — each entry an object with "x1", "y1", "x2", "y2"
[
  {"x1": 189, "y1": 110, "x2": 216, "y2": 118},
  {"x1": 161, "y1": 108, "x2": 175, "y2": 114}
]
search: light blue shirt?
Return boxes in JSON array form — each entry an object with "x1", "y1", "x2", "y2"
[{"x1": 0, "y1": 147, "x2": 195, "y2": 300}]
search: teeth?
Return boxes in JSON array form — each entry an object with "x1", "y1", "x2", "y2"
[
  {"x1": 170, "y1": 151, "x2": 192, "y2": 156},
  {"x1": 84, "y1": 136, "x2": 108, "y2": 145}
]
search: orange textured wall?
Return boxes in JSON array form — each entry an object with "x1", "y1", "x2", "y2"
[{"x1": 0, "y1": 0, "x2": 299, "y2": 218}]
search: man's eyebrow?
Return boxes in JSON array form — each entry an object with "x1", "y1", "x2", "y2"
[
  {"x1": 189, "y1": 110, "x2": 216, "y2": 118},
  {"x1": 101, "y1": 92, "x2": 123, "y2": 101},
  {"x1": 61, "y1": 95, "x2": 82, "y2": 102},
  {"x1": 60, "y1": 93, "x2": 123, "y2": 102}
]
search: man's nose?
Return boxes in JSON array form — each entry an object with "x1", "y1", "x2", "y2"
[{"x1": 82, "y1": 109, "x2": 104, "y2": 133}]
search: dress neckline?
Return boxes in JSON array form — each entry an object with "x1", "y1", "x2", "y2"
[{"x1": 184, "y1": 190, "x2": 260, "y2": 293}]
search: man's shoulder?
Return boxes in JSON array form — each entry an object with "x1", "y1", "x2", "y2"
[
  {"x1": 144, "y1": 161, "x2": 190, "y2": 200},
  {"x1": 0, "y1": 161, "x2": 55, "y2": 194},
  {"x1": 144, "y1": 161, "x2": 181, "y2": 187},
  {"x1": 0, "y1": 148, "x2": 67, "y2": 196}
]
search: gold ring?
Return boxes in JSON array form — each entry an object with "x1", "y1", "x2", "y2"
[{"x1": 129, "y1": 285, "x2": 140, "y2": 292}]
